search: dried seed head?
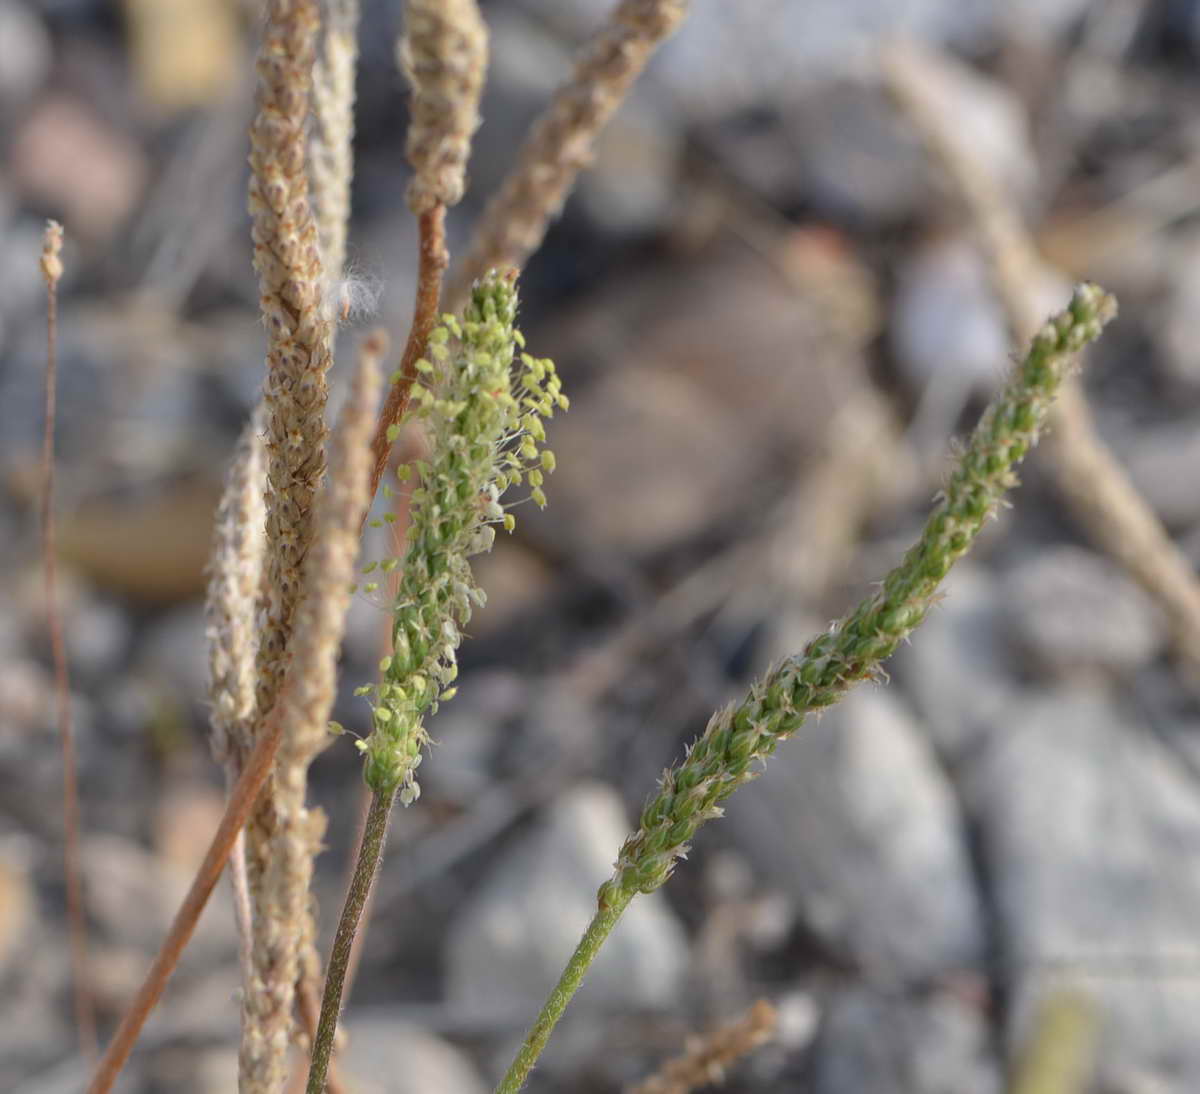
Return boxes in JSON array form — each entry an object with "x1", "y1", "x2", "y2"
[{"x1": 399, "y1": 0, "x2": 488, "y2": 213}]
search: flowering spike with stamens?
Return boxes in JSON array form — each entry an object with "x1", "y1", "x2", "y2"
[
  {"x1": 360, "y1": 271, "x2": 567, "y2": 801},
  {"x1": 601, "y1": 282, "x2": 1118, "y2": 903}
]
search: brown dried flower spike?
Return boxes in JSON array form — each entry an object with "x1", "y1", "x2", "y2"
[{"x1": 399, "y1": 0, "x2": 488, "y2": 214}]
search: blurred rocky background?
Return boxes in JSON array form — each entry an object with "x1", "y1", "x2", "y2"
[{"x1": 4, "y1": 0, "x2": 1200, "y2": 1091}]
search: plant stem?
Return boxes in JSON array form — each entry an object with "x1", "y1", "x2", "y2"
[
  {"x1": 365, "y1": 204, "x2": 447, "y2": 512},
  {"x1": 39, "y1": 221, "x2": 97, "y2": 1061},
  {"x1": 494, "y1": 887, "x2": 634, "y2": 1094},
  {"x1": 306, "y1": 785, "x2": 397, "y2": 1094},
  {"x1": 87, "y1": 703, "x2": 286, "y2": 1094}
]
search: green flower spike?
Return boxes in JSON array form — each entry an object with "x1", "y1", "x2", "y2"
[
  {"x1": 360, "y1": 271, "x2": 566, "y2": 802},
  {"x1": 494, "y1": 282, "x2": 1118, "y2": 1094},
  {"x1": 602, "y1": 282, "x2": 1117, "y2": 902}
]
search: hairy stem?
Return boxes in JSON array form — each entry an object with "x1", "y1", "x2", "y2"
[
  {"x1": 306, "y1": 786, "x2": 397, "y2": 1094},
  {"x1": 494, "y1": 888, "x2": 634, "y2": 1094}
]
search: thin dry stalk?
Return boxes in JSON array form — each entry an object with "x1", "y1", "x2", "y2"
[
  {"x1": 86, "y1": 702, "x2": 285, "y2": 1094},
  {"x1": 883, "y1": 40, "x2": 1200, "y2": 673},
  {"x1": 39, "y1": 220, "x2": 97, "y2": 1062},
  {"x1": 366, "y1": 0, "x2": 486, "y2": 506},
  {"x1": 448, "y1": 0, "x2": 688, "y2": 305},
  {"x1": 311, "y1": 0, "x2": 360, "y2": 296},
  {"x1": 366, "y1": 205, "x2": 446, "y2": 507},
  {"x1": 630, "y1": 1000, "x2": 778, "y2": 1094},
  {"x1": 241, "y1": 335, "x2": 383, "y2": 1093},
  {"x1": 204, "y1": 413, "x2": 267, "y2": 980}
]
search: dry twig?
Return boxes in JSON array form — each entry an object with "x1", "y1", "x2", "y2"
[
  {"x1": 86, "y1": 702, "x2": 285, "y2": 1094},
  {"x1": 39, "y1": 220, "x2": 97, "y2": 1061}
]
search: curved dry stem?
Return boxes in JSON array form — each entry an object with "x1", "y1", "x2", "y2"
[
  {"x1": 86, "y1": 704, "x2": 285, "y2": 1094},
  {"x1": 366, "y1": 205, "x2": 447, "y2": 511}
]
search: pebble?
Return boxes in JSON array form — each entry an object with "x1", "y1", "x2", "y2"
[
  {"x1": 969, "y1": 687, "x2": 1200, "y2": 1088},
  {"x1": 724, "y1": 686, "x2": 984, "y2": 979},
  {"x1": 892, "y1": 564, "x2": 1018, "y2": 764},
  {"x1": 813, "y1": 985, "x2": 1000, "y2": 1094},
  {"x1": 999, "y1": 546, "x2": 1164, "y2": 677},
  {"x1": 1119, "y1": 420, "x2": 1200, "y2": 530},
  {"x1": 343, "y1": 1016, "x2": 488, "y2": 1094},
  {"x1": 444, "y1": 781, "x2": 688, "y2": 1013}
]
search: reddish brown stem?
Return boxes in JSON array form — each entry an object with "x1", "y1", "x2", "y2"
[
  {"x1": 86, "y1": 706, "x2": 286, "y2": 1094},
  {"x1": 366, "y1": 204, "x2": 447, "y2": 510},
  {"x1": 40, "y1": 233, "x2": 97, "y2": 1061}
]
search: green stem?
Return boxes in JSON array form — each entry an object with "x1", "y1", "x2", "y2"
[
  {"x1": 306, "y1": 785, "x2": 397, "y2": 1093},
  {"x1": 494, "y1": 887, "x2": 634, "y2": 1094}
]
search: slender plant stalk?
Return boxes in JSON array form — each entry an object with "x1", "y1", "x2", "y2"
[
  {"x1": 366, "y1": 205, "x2": 447, "y2": 509},
  {"x1": 493, "y1": 284, "x2": 1117, "y2": 1093},
  {"x1": 306, "y1": 785, "x2": 397, "y2": 1094},
  {"x1": 365, "y1": 0, "x2": 487, "y2": 507},
  {"x1": 39, "y1": 220, "x2": 97, "y2": 1062},
  {"x1": 86, "y1": 702, "x2": 286, "y2": 1094},
  {"x1": 495, "y1": 888, "x2": 633, "y2": 1094}
]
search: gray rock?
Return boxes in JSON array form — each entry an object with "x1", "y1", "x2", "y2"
[
  {"x1": 0, "y1": 2, "x2": 50, "y2": 106},
  {"x1": 136, "y1": 603, "x2": 209, "y2": 708},
  {"x1": 1119, "y1": 421, "x2": 1200, "y2": 529},
  {"x1": 445, "y1": 781, "x2": 688, "y2": 1013},
  {"x1": 343, "y1": 1015, "x2": 488, "y2": 1094},
  {"x1": 813, "y1": 985, "x2": 1000, "y2": 1094},
  {"x1": 577, "y1": 89, "x2": 682, "y2": 236},
  {"x1": 65, "y1": 593, "x2": 132, "y2": 683},
  {"x1": 788, "y1": 81, "x2": 931, "y2": 223},
  {"x1": 999, "y1": 547, "x2": 1165, "y2": 677},
  {"x1": 724, "y1": 687, "x2": 984, "y2": 979},
  {"x1": 891, "y1": 236, "x2": 1012, "y2": 400},
  {"x1": 892, "y1": 564, "x2": 1017, "y2": 764},
  {"x1": 81, "y1": 833, "x2": 236, "y2": 961},
  {"x1": 970, "y1": 688, "x2": 1200, "y2": 1088}
]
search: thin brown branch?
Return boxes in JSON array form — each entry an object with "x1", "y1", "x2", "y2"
[
  {"x1": 39, "y1": 220, "x2": 97, "y2": 1062},
  {"x1": 85, "y1": 702, "x2": 285, "y2": 1094},
  {"x1": 366, "y1": 204, "x2": 447, "y2": 508},
  {"x1": 883, "y1": 39, "x2": 1200, "y2": 675}
]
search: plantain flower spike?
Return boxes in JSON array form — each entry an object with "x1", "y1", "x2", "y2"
[{"x1": 359, "y1": 271, "x2": 567, "y2": 801}]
